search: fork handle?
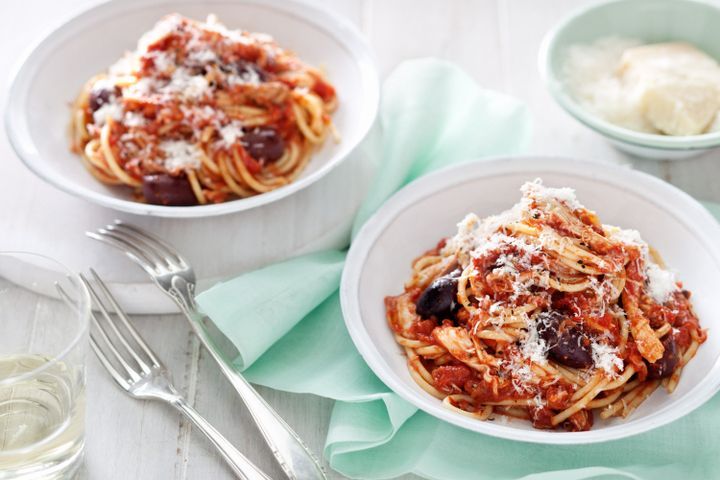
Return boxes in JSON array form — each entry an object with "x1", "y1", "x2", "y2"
[
  {"x1": 174, "y1": 398, "x2": 272, "y2": 480},
  {"x1": 186, "y1": 313, "x2": 327, "y2": 480}
]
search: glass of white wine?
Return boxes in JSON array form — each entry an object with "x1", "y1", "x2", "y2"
[{"x1": 0, "y1": 252, "x2": 90, "y2": 479}]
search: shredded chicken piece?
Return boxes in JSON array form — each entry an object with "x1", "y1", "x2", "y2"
[
  {"x1": 384, "y1": 293, "x2": 417, "y2": 337},
  {"x1": 622, "y1": 290, "x2": 664, "y2": 362},
  {"x1": 433, "y1": 326, "x2": 486, "y2": 371}
]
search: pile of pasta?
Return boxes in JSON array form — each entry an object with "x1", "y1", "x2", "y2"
[
  {"x1": 71, "y1": 14, "x2": 337, "y2": 206},
  {"x1": 385, "y1": 180, "x2": 705, "y2": 431}
]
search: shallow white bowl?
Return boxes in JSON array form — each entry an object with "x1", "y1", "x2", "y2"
[
  {"x1": 341, "y1": 156, "x2": 720, "y2": 444},
  {"x1": 5, "y1": 0, "x2": 378, "y2": 217}
]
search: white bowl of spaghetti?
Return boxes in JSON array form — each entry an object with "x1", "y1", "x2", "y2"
[
  {"x1": 5, "y1": 0, "x2": 378, "y2": 217},
  {"x1": 341, "y1": 156, "x2": 720, "y2": 443}
]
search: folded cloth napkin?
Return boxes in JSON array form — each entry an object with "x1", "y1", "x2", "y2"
[{"x1": 197, "y1": 59, "x2": 719, "y2": 480}]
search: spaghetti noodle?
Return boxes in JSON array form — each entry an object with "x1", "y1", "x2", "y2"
[
  {"x1": 71, "y1": 13, "x2": 338, "y2": 206},
  {"x1": 385, "y1": 179, "x2": 706, "y2": 431}
]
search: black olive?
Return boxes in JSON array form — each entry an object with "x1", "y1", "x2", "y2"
[
  {"x1": 89, "y1": 84, "x2": 120, "y2": 112},
  {"x1": 241, "y1": 126, "x2": 285, "y2": 163},
  {"x1": 537, "y1": 312, "x2": 593, "y2": 368},
  {"x1": 537, "y1": 311, "x2": 561, "y2": 343},
  {"x1": 234, "y1": 60, "x2": 267, "y2": 82},
  {"x1": 415, "y1": 269, "x2": 461, "y2": 320},
  {"x1": 141, "y1": 173, "x2": 198, "y2": 206},
  {"x1": 647, "y1": 335, "x2": 679, "y2": 379},
  {"x1": 188, "y1": 65, "x2": 209, "y2": 76},
  {"x1": 550, "y1": 327, "x2": 594, "y2": 368}
]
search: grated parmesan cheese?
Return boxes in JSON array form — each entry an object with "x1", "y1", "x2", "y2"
[
  {"x1": 203, "y1": 14, "x2": 245, "y2": 42},
  {"x1": 162, "y1": 68, "x2": 211, "y2": 99},
  {"x1": 201, "y1": 105, "x2": 217, "y2": 118},
  {"x1": 150, "y1": 51, "x2": 175, "y2": 73},
  {"x1": 646, "y1": 263, "x2": 678, "y2": 303},
  {"x1": 562, "y1": 36, "x2": 653, "y2": 133},
  {"x1": 124, "y1": 77, "x2": 155, "y2": 98},
  {"x1": 445, "y1": 179, "x2": 586, "y2": 261},
  {"x1": 520, "y1": 318, "x2": 549, "y2": 365},
  {"x1": 508, "y1": 360, "x2": 535, "y2": 393},
  {"x1": 485, "y1": 235, "x2": 548, "y2": 299},
  {"x1": 187, "y1": 48, "x2": 217, "y2": 64},
  {"x1": 443, "y1": 206, "x2": 524, "y2": 259},
  {"x1": 607, "y1": 226, "x2": 678, "y2": 303},
  {"x1": 123, "y1": 111, "x2": 147, "y2": 127},
  {"x1": 92, "y1": 101, "x2": 123, "y2": 126},
  {"x1": 607, "y1": 227, "x2": 644, "y2": 247},
  {"x1": 138, "y1": 14, "x2": 182, "y2": 51},
  {"x1": 159, "y1": 140, "x2": 202, "y2": 171},
  {"x1": 591, "y1": 341, "x2": 623, "y2": 376},
  {"x1": 218, "y1": 122, "x2": 244, "y2": 147},
  {"x1": 521, "y1": 178, "x2": 583, "y2": 210}
]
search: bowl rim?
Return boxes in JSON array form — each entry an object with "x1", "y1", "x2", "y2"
[
  {"x1": 4, "y1": 0, "x2": 380, "y2": 218},
  {"x1": 340, "y1": 155, "x2": 720, "y2": 444},
  {"x1": 538, "y1": 0, "x2": 720, "y2": 151}
]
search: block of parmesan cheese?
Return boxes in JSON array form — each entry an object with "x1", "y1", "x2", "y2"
[{"x1": 618, "y1": 42, "x2": 720, "y2": 135}]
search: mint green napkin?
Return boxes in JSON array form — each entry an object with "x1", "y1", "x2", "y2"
[{"x1": 197, "y1": 59, "x2": 718, "y2": 480}]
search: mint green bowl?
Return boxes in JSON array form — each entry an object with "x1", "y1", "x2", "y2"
[{"x1": 539, "y1": 0, "x2": 720, "y2": 159}]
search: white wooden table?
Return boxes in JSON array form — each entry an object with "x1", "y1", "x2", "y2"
[{"x1": 2, "y1": 1, "x2": 720, "y2": 479}]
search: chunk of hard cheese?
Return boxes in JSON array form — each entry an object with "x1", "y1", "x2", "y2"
[
  {"x1": 618, "y1": 42, "x2": 720, "y2": 135},
  {"x1": 642, "y1": 79, "x2": 720, "y2": 135}
]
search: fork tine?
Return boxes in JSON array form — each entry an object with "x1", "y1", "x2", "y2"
[
  {"x1": 89, "y1": 269, "x2": 162, "y2": 368},
  {"x1": 80, "y1": 273, "x2": 150, "y2": 378},
  {"x1": 87, "y1": 304, "x2": 141, "y2": 384},
  {"x1": 90, "y1": 333, "x2": 131, "y2": 391},
  {"x1": 86, "y1": 230, "x2": 160, "y2": 276},
  {"x1": 97, "y1": 227, "x2": 165, "y2": 268},
  {"x1": 101, "y1": 225, "x2": 174, "y2": 270},
  {"x1": 112, "y1": 221, "x2": 187, "y2": 267}
]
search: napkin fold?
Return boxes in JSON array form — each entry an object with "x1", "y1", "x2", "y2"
[
  {"x1": 196, "y1": 58, "x2": 718, "y2": 480},
  {"x1": 198, "y1": 250, "x2": 345, "y2": 370}
]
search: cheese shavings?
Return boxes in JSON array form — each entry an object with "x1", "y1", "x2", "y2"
[
  {"x1": 521, "y1": 178, "x2": 584, "y2": 210},
  {"x1": 606, "y1": 226, "x2": 678, "y2": 303},
  {"x1": 646, "y1": 263, "x2": 678, "y2": 304},
  {"x1": 591, "y1": 342, "x2": 623, "y2": 376},
  {"x1": 163, "y1": 68, "x2": 211, "y2": 99},
  {"x1": 92, "y1": 101, "x2": 123, "y2": 126},
  {"x1": 521, "y1": 317, "x2": 549, "y2": 365},
  {"x1": 187, "y1": 48, "x2": 217, "y2": 64},
  {"x1": 159, "y1": 140, "x2": 203, "y2": 171},
  {"x1": 123, "y1": 112, "x2": 147, "y2": 127},
  {"x1": 219, "y1": 122, "x2": 244, "y2": 147},
  {"x1": 445, "y1": 179, "x2": 586, "y2": 261}
]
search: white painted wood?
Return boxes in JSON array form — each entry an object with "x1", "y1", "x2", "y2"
[
  {"x1": 3, "y1": 0, "x2": 720, "y2": 479},
  {"x1": 367, "y1": 0, "x2": 505, "y2": 91}
]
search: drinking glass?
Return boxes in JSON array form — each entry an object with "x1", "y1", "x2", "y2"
[{"x1": 0, "y1": 252, "x2": 90, "y2": 479}]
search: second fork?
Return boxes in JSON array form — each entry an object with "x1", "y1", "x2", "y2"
[{"x1": 80, "y1": 269, "x2": 271, "y2": 480}]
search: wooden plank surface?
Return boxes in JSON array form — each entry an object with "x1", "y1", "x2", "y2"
[{"x1": 3, "y1": 0, "x2": 720, "y2": 479}]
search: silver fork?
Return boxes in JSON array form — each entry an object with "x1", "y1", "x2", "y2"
[
  {"x1": 88, "y1": 221, "x2": 327, "y2": 480},
  {"x1": 75, "y1": 269, "x2": 271, "y2": 480}
]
